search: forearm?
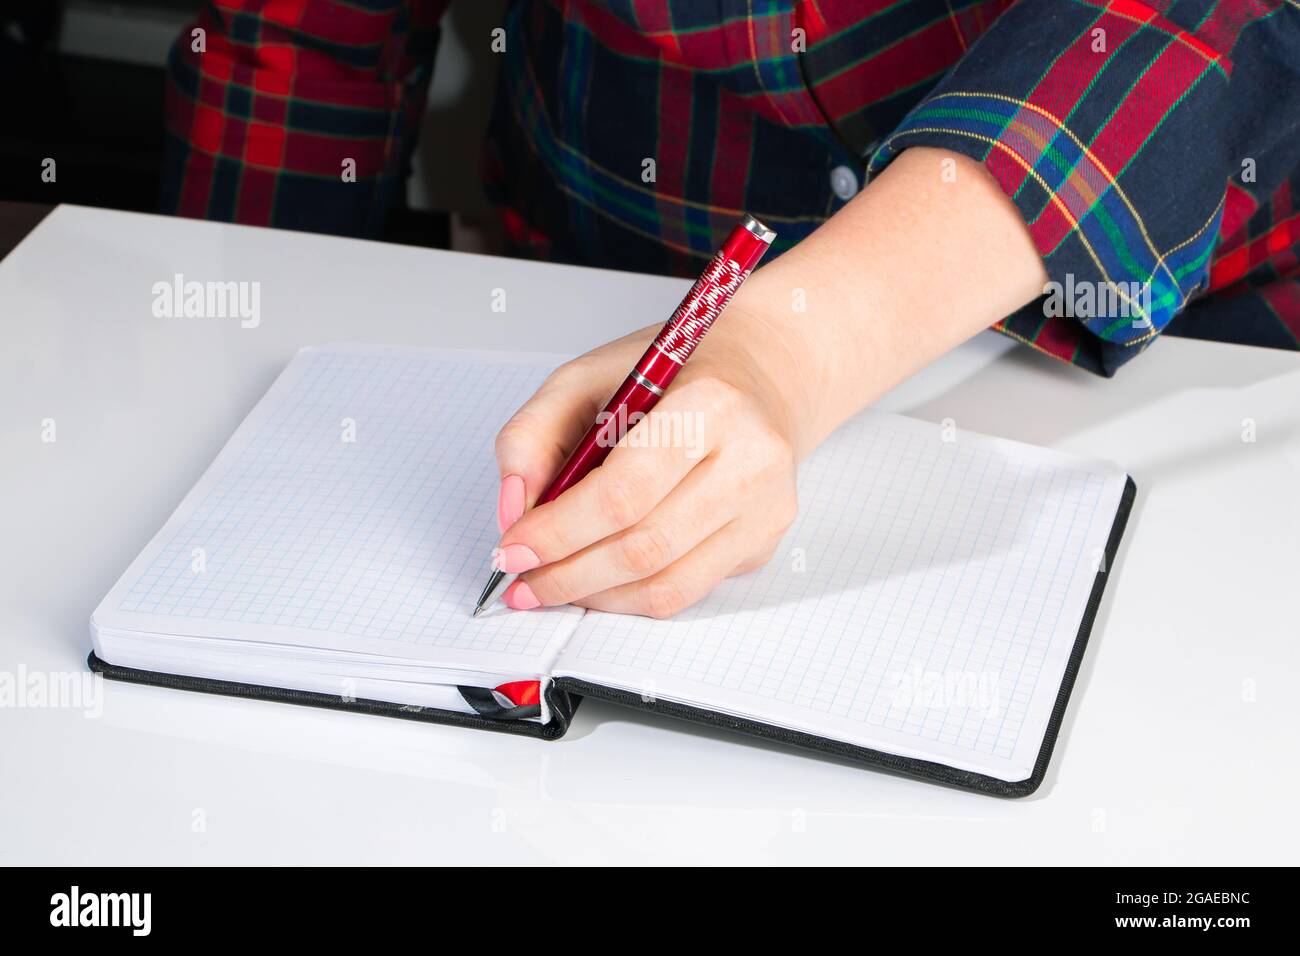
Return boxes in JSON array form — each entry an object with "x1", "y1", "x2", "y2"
[{"x1": 729, "y1": 147, "x2": 1048, "y2": 458}]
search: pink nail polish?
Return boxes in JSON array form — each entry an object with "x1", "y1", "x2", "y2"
[
  {"x1": 497, "y1": 474, "x2": 525, "y2": 533},
  {"x1": 494, "y1": 543, "x2": 541, "y2": 574},
  {"x1": 503, "y1": 580, "x2": 541, "y2": 610}
]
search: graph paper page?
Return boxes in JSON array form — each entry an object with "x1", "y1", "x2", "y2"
[
  {"x1": 554, "y1": 411, "x2": 1127, "y2": 782},
  {"x1": 93, "y1": 344, "x2": 583, "y2": 676}
]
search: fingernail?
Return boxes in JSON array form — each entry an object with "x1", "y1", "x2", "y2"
[
  {"x1": 503, "y1": 580, "x2": 540, "y2": 610},
  {"x1": 497, "y1": 474, "x2": 525, "y2": 533},
  {"x1": 494, "y1": 543, "x2": 541, "y2": 574}
]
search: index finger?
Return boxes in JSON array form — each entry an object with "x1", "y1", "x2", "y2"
[{"x1": 497, "y1": 415, "x2": 713, "y2": 569}]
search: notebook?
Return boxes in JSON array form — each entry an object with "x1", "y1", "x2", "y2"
[{"x1": 88, "y1": 344, "x2": 1134, "y2": 796}]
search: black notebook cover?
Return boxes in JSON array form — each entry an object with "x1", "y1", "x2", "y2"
[
  {"x1": 87, "y1": 476, "x2": 1134, "y2": 795},
  {"x1": 86, "y1": 652, "x2": 579, "y2": 741}
]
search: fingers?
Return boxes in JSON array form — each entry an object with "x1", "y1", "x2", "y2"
[
  {"x1": 491, "y1": 364, "x2": 801, "y2": 619},
  {"x1": 495, "y1": 397, "x2": 715, "y2": 570},
  {"x1": 567, "y1": 522, "x2": 756, "y2": 619},
  {"x1": 508, "y1": 455, "x2": 735, "y2": 607},
  {"x1": 494, "y1": 358, "x2": 622, "y2": 523}
]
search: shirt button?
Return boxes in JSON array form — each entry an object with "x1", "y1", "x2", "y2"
[{"x1": 830, "y1": 165, "x2": 859, "y2": 201}]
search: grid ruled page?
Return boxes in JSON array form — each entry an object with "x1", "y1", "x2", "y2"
[
  {"x1": 555, "y1": 412, "x2": 1127, "y2": 781},
  {"x1": 94, "y1": 345, "x2": 582, "y2": 674}
]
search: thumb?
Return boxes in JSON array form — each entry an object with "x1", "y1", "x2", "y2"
[{"x1": 493, "y1": 364, "x2": 610, "y2": 533}]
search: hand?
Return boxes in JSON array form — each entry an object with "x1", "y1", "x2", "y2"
[
  {"x1": 491, "y1": 305, "x2": 810, "y2": 618},
  {"x1": 489, "y1": 147, "x2": 1050, "y2": 618}
]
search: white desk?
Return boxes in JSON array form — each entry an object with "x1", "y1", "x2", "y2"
[{"x1": 2, "y1": 205, "x2": 1297, "y2": 865}]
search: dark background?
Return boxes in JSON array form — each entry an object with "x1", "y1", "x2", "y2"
[
  {"x1": 0, "y1": 0, "x2": 505, "y2": 249},
  {"x1": 0, "y1": 1, "x2": 170, "y2": 214}
]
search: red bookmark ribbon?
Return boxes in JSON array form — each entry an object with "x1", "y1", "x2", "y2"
[{"x1": 494, "y1": 681, "x2": 541, "y2": 708}]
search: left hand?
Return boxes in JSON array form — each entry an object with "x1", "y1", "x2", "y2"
[{"x1": 490, "y1": 297, "x2": 815, "y2": 618}]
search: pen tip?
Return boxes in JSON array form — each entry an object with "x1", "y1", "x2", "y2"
[{"x1": 474, "y1": 568, "x2": 508, "y2": 619}]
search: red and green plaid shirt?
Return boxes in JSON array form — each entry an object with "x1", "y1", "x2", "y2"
[{"x1": 162, "y1": 0, "x2": 1300, "y2": 376}]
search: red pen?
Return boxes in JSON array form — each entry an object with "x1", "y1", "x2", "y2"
[{"x1": 473, "y1": 213, "x2": 777, "y2": 615}]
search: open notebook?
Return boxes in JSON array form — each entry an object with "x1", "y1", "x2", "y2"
[{"x1": 89, "y1": 344, "x2": 1134, "y2": 796}]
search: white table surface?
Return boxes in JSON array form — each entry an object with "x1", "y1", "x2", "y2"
[{"x1": 2, "y1": 205, "x2": 1297, "y2": 865}]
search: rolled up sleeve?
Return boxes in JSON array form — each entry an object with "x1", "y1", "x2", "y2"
[{"x1": 866, "y1": 0, "x2": 1300, "y2": 375}]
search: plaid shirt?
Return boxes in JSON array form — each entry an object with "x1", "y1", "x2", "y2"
[{"x1": 162, "y1": 0, "x2": 1300, "y2": 376}]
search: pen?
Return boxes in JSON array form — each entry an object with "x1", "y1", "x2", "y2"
[{"x1": 473, "y1": 213, "x2": 777, "y2": 616}]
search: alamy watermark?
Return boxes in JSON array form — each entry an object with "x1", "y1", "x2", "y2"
[
  {"x1": 0, "y1": 665, "x2": 103, "y2": 717},
  {"x1": 1043, "y1": 273, "x2": 1152, "y2": 329},
  {"x1": 595, "y1": 407, "x2": 706, "y2": 459},
  {"x1": 152, "y1": 273, "x2": 260, "y2": 328},
  {"x1": 889, "y1": 665, "x2": 1001, "y2": 716},
  {"x1": 50, "y1": 886, "x2": 151, "y2": 936}
]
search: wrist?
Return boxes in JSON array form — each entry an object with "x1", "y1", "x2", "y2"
[{"x1": 717, "y1": 279, "x2": 848, "y2": 460}]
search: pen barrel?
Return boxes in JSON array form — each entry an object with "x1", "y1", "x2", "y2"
[
  {"x1": 535, "y1": 214, "x2": 776, "y2": 507},
  {"x1": 640, "y1": 213, "x2": 777, "y2": 391},
  {"x1": 537, "y1": 374, "x2": 661, "y2": 505}
]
